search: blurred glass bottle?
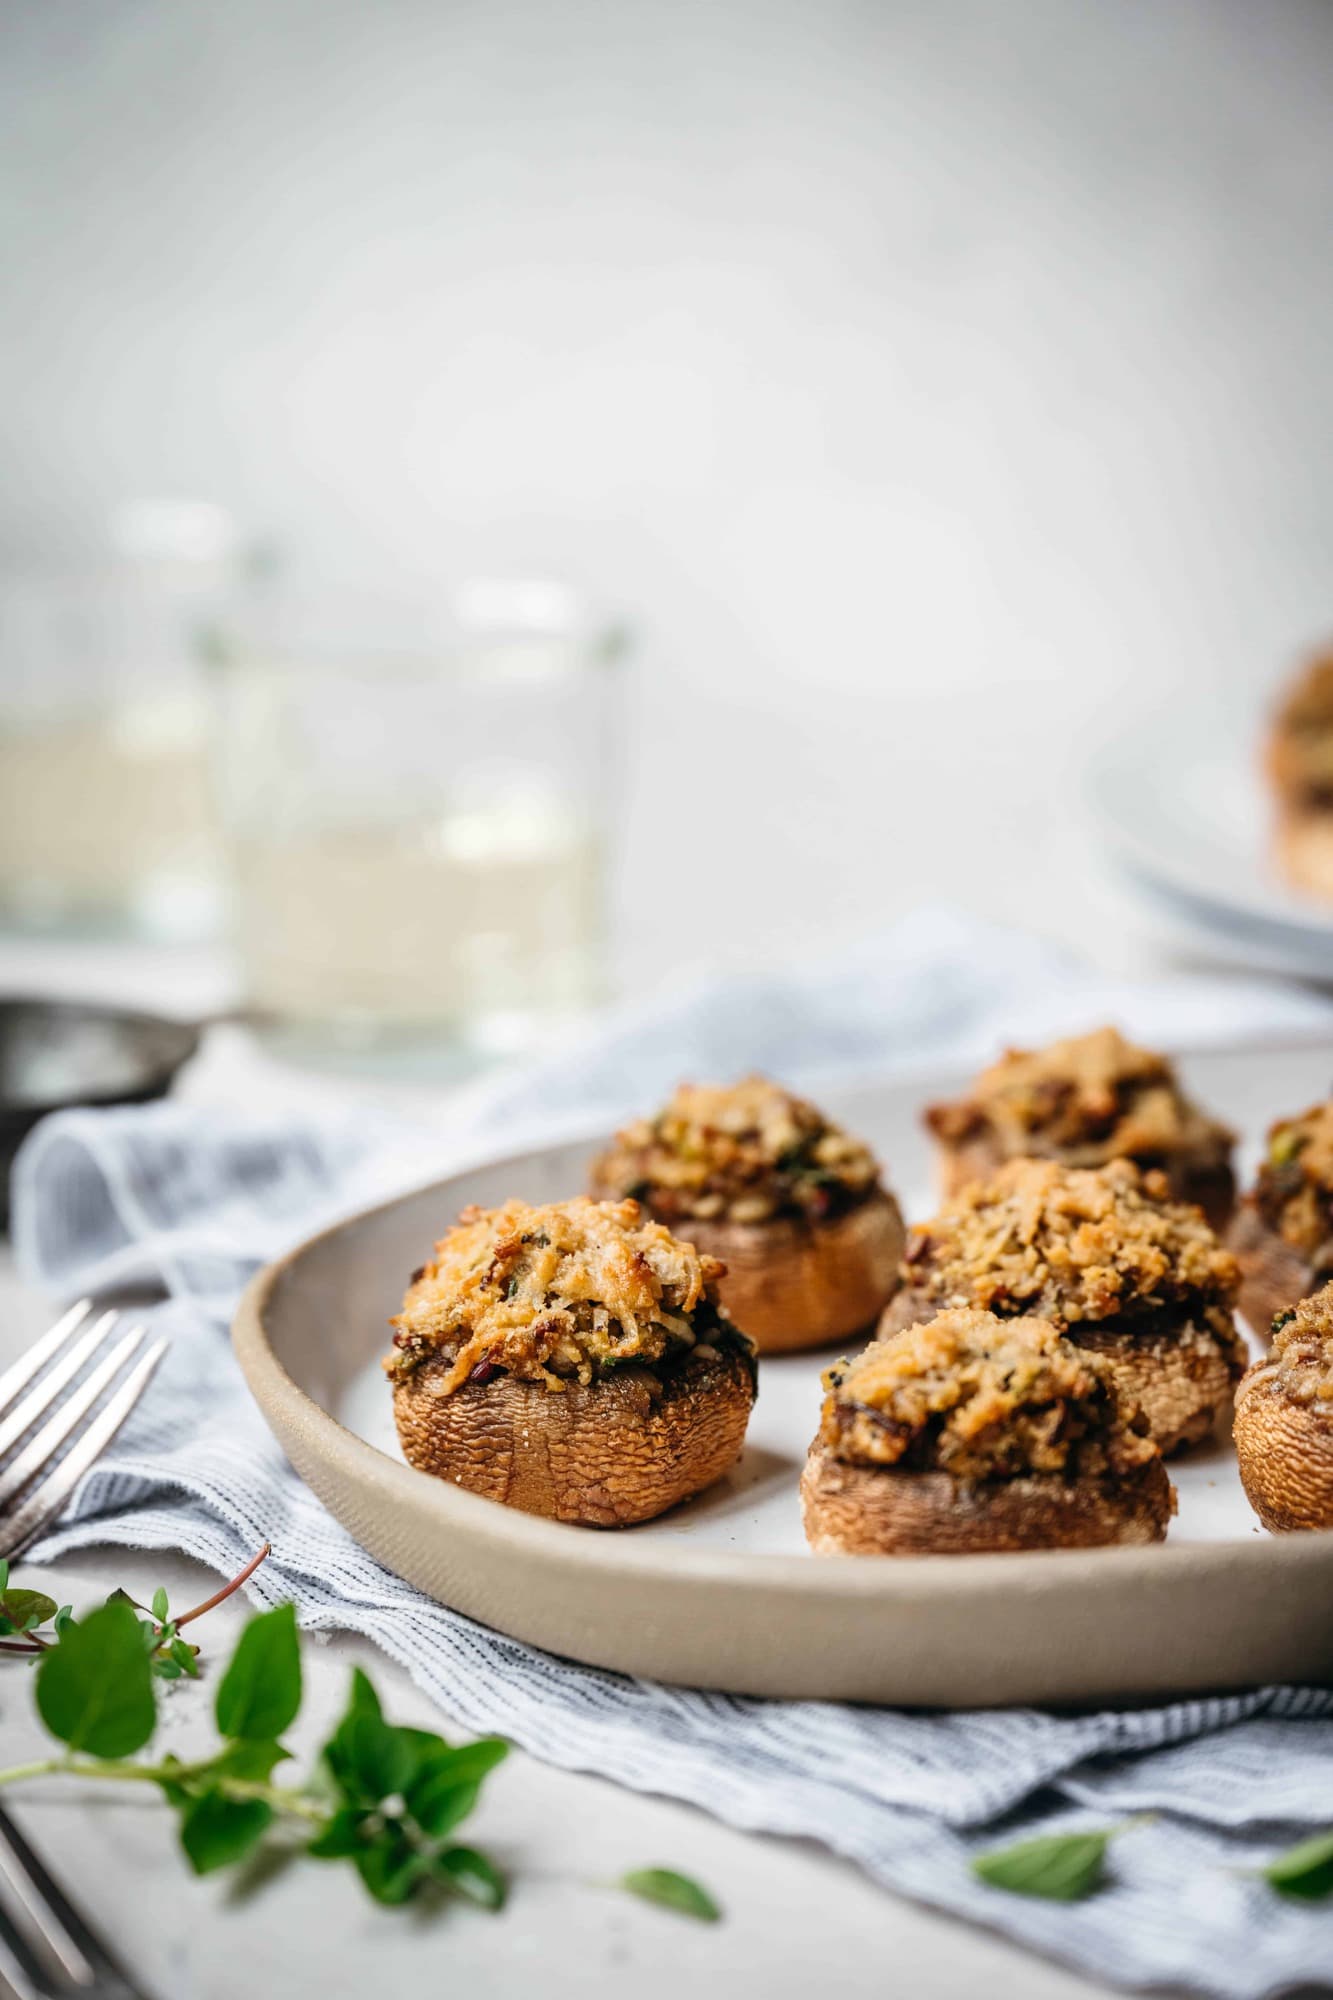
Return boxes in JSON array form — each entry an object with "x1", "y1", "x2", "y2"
[
  {"x1": 0, "y1": 501, "x2": 247, "y2": 940},
  {"x1": 210, "y1": 579, "x2": 628, "y2": 1068}
]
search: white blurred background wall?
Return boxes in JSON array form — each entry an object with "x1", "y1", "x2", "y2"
[{"x1": 2, "y1": 0, "x2": 1331, "y2": 992}]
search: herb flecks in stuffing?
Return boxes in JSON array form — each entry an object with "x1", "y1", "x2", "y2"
[
  {"x1": 1241, "y1": 1282, "x2": 1333, "y2": 1409},
  {"x1": 387, "y1": 1197, "x2": 745, "y2": 1395},
  {"x1": 904, "y1": 1158, "x2": 1240, "y2": 1337},
  {"x1": 591, "y1": 1076, "x2": 880, "y2": 1225},
  {"x1": 926, "y1": 1026, "x2": 1233, "y2": 1171},
  {"x1": 820, "y1": 1307, "x2": 1160, "y2": 1484},
  {"x1": 1255, "y1": 1102, "x2": 1333, "y2": 1260}
]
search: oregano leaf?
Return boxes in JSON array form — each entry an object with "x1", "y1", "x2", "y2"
[
  {"x1": 180, "y1": 1790, "x2": 273, "y2": 1875},
  {"x1": 215, "y1": 1605, "x2": 301, "y2": 1741},
  {"x1": 435, "y1": 1845, "x2": 506, "y2": 1910},
  {"x1": 1, "y1": 1590, "x2": 57, "y2": 1630},
  {"x1": 971, "y1": 1829, "x2": 1114, "y2": 1901},
  {"x1": 1263, "y1": 1829, "x2": 1333, "y2": 1902},
  {"x1": 620, "y1": 1868, "x2": 722, "y2": 1922},
  {"x1": 151, "y1": 1587, "x2": 170, "y2": 1624},
  {"x1": 35, "y1": 1600, "x2": 155, "y2": 1758}
]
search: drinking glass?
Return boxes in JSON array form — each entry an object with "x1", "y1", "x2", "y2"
[
  {"x1": 0, "y1": 503, "x2": 243, "y2": 940},
  {"x1": 209, "y1": 581, "x2": 628, "y2": 1065}
]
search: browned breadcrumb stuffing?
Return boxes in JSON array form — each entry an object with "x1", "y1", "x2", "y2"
[
  {"x1": 590, "y1": 1075, "x2": 880, "y2": 1224},
  {"x1": 1241, "y1": 1286, "x2": 1333, "y2": 1409},
  {"x1": 1269, "y1": 652, "x2": 1333, "y2": 803},
  {"x1": 386, "y1": 1197, "x2": 749, "y2": 1395},
  {"x1": 1254, "y1": 1102, "x2": 1333, "y2": 1258},
  {"x1": 819, "y1": 1307, "x2": 1160, "y2": 1482},
  {"x1": 925, "y1": 1026, "x2": 1232, "y2": 1169},
  {"x1": 903, "y1": 1158, "x2": 1244, "y2": 1362}
]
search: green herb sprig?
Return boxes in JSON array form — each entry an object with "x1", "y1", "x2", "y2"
[
  {"x1": 0, "y1": 1568, "x2": 719, "y2": 1921},
  {"x1": 0, "y1": 1542, "x2": 271, "y2": 1676}
]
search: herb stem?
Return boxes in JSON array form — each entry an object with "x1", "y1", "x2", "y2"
[
  {"x1": 0, "y1": 1639, "x2": 47, "y2": 1656},
  {"x1": 0, "y1": 1753, "x2": 327, "y2": 1823},
  {"x1": 174, "y1": 1542, "x2": 272, "y2": 1631}
]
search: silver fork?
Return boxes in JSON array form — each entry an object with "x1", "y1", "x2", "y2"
[
  {"x1": 0, "y1": 1804, "x2": 149, "y2": 1998},
  {"x1": 0, "y1": 1302, "x2": 166, "y2": 1563}
]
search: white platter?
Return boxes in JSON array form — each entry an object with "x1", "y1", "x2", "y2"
[{"x1": 235, "y1": 1040, "x2": 1333, "y2": 1706}]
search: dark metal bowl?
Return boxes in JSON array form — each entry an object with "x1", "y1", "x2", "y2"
[{"x1": 0, "y1": 997, "x2": 201, "y2": 1230}]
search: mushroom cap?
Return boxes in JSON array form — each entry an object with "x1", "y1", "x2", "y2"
[
  {"x1": 1274, "y1": 805, "x2": 1333, "y2": 900},
  {"x1": 680, "y1": 1188, "x2": 905, "y2": 1353},
  {"x1": 1234, "y1": 1372, "x2": 1333, "y2": 1532},
  {"x1": 393, "y1": 1343, "x2": 755, "y2": 1527},
  {"x1": 1228, "y1": 1201, "x2": 1319, "y2": 1339},
  {"x1": 799, "y1": 1443, "x2": 1174, "y2": 1555}
]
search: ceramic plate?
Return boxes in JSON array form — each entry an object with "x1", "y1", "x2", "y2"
[
  {"x1": 234, "y1": 1041, "x2": 1333, "y2": 1706},
  {"x1": 1088, "y1": 718, "x2": 1333, "y2": 976}
]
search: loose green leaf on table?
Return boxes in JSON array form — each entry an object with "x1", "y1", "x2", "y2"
[
  {"x1": 1263, "y1": 1829, "x2": 1333, "y2": 1902},
  {"x1": 620, "y1": 1868, "x2": 722, "y2": 1922},
  {"x1": 215, "y1": 1602, "x2": 301, "y2": 1741},
  {"x1": 971, "y1": 1828, "x2": 1118, "y2": 1902},
  {"x1": 0, "y1": 1590, "x2": 58, "y2": 1635},
  {"x1": 35, "y1": 1600, "x2": 156, "y2": 1759}
]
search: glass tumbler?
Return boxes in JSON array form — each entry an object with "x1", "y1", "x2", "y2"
[
  {"x1": 210, "y1": 583, "x2": 628, "y2": 1065},
  {"x1": 0, "y1": 503, "x2": 244, "y2": 940}
]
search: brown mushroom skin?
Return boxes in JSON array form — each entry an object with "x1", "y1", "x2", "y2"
[
  {"x1": 800, "y1": 1445, "x2": 1174, "y2": 1555},
  {"x1": 1234, "y1": 1367, "x2": 1333, "y2": 1532},
  {"x1": 1228, "y1": 1201, "x2": 1323, "y2": 1338},
  {"x1": 392, "y1": 1344, "x2": 755, "y2": 1527},
  {"x1": 878, "y1": 1287, "x2": 1237, "y2": 1456},
  {"x1": 665, "y1": 1189, "x2": 905, "y2": 1355},
  {"x1": 1274, "y1": 806, "x2": 1333, "y2": 903},
  {"x1": 937, "y1": 1136, "x2": 1235, "y2": 1233}
]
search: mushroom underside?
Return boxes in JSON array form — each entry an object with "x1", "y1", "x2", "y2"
[
  {"x1": 799, "y1": 1445, "x2": 1173, "y2": 1555},
  {"x1": 392, "y1": 1345, "x2": 755, "y2": 1527}
]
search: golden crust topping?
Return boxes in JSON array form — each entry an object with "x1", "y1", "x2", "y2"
[
  {"x1": 1254, "y1": 1101, "x2": 1333, "y2": 1258},
  {"x1": 819, "y1": 1306, "x2": 1159, "y2": 1482},
  {"x1": 903, "y1": 1158, "x2": 1241, "y2": 1326},
  {"x1": 926, "y1": 1026, "x2": 1232, "y2": 1168},
  {"x1": 1240, "y1": 1284, "x2": 1333, "y2": 1410},
  {"x1": 387, "y1": 1197, "x2": 740, "y2": 1394},
  {"x1": 590, "y1": 1075, "x2": 880, "y2": 1224}
]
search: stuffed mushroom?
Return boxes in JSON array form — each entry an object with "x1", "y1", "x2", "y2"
[
  {"x1": 801, "y1": 1306, "x2": 1173, "y2": 1555},
  {"x1": 883, "y1": 1158, "x2": 1246, "y2": 1455},
  {"x1": 1234, "y1": 1284, "x2": 1333, "y2": 1532},
  {"x1": 924, "y1": 1026, "x2": 1235, "y2": 1229},
  {"x1": 386, "y1": 1196, "x2": 756, "y2": 1526},
  {"x1": 588, "y1": 1076, "x2": 904, "y2": 1353},
  {"x1": 1229, "y1": 1100, "x2": 1333, "y2": 1336}
]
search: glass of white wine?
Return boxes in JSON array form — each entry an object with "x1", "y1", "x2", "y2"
[
  {"x1": 0, "y1": 503, "x2": 244, "y2": 941},
  {"x1": 209, "y1": 580, "x2": 628, "y2": 1069}
]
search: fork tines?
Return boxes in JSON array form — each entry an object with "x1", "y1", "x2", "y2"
[{"x1": 0, "y1": 1300, "x2": 166, "y2": 1562}]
